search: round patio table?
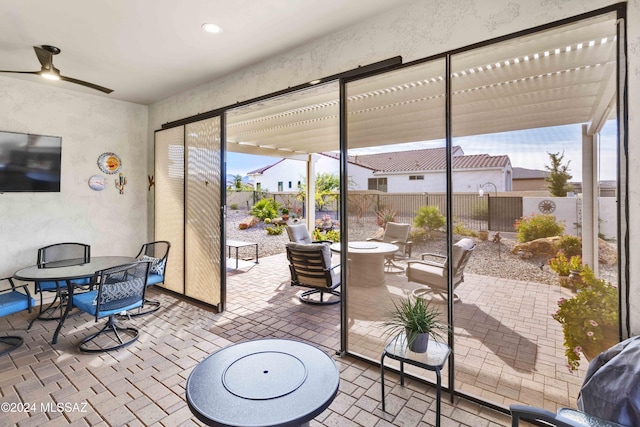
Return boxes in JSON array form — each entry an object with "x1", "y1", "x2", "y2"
[
  {"x1": 186, "y1": 339, "x2": 340, "y2": 427},
  {"x1": 330, "y1": 241, "x2": 398, "y2": 286}
]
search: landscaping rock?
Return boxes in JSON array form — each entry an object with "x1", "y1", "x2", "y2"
[
  {"x1": 512, "y1": 236, "x2": 561, "y2": 257},
  {"x1": 238, "y1": 215, "x2": 259, "y2": 229}
]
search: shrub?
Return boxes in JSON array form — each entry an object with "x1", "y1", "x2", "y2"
[
  {"x1": 515, "y1": 213, "x2": 564, "y2": 242},
  {"x1": 265, "y1": 225, "x2": 284, "y2": 235},
  {"x1": 250, "y1": 198, "x2": 280, "y2": 221},
  {"x1": 413, "y1": 206, "x2": 445, "y2": 232},
  {"x1": 557, "y1": 235, "x2": 582, "y2": 258},
  {"x1": 453, "y1": 220, "x2": 478, "y2": 237},
  {"x1": 409, "y1": 228, "x2": 431, "y2": 243},
  {"x1": 229, "y1": 203, "x2": 239, "y2": 210},
  {"x1": 549, "y1": 251, "x2": 572, "y2": 276},
  {"x1": 313, "y1": 228, "x2": 340, "y2": 242},
  {"x1": 553, "y1": 266, "x2": 618, "y2": 371}
]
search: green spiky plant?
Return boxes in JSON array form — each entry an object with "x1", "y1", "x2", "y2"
[{"x1": 383, "y1": 296, "x2": 447, "y2": 349}]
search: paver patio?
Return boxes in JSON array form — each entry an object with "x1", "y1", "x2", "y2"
[{"x1": 0, "y1": 251, "x2": 587, "y2": 426}]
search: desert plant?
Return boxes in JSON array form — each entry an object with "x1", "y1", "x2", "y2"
[
  {"x1": 549, "y1": 251, "x2": 571, "y2": 276},
  {"x1": 453, "y1": 220, "x2": 478, "y2": 237},
  {"x1": 265, "y1": 225, "x2": 284, "y2": 235},
  {"x1": 557, "y1": 235, "x2": 582, "y2": 258},
  {"x1": 545, "y1": 151, "x2": 573, "y2": 197},
  {"x1": 250, "y1": 197, "x2": 280, "y2": 221},
  {"x1": 313, "y1": 228, "x2": 340, "y2": 242},
  {"x1": 376, "y1": 208, "x2": 398, "y2": 228},
  {"x1": 229, "y1": 203, "x2": 239, "y2": 211},
  {"x1": 413, "y1": 206, "x2": 445, "y2": 233},
  {"x1": 383, "y1": 296, "x2": 447, "y2": 352},
  {"x1": 515, "y1": 213, "x2": 564, "y2": 243},
  {"x1": 409, "y1": 228, "x2": 431, "y2": 243},
  {"x1": 553, "y1": 266, "x2": 618, "y2": 371}
]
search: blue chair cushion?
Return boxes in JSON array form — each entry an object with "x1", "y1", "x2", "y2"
[
  {"x1": 38, "y1": 277, "x2": 91, "y2": 291},
  {"x1": 146, "y1": 273, "x2": 164, "y2": 286},
  {"x1": 73, "y1": 290, "x2": 143, "y2": 318},
  {"x1": 0, "y1": 291, "x2": 35, "y2": 317}
]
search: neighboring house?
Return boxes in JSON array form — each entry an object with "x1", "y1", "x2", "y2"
[
  {"x1": 248, "y1": 146, "x2": 513, "y2": 193},
  {"x1": 512, "y1": 167, "x2": 550, "y2": 191}
]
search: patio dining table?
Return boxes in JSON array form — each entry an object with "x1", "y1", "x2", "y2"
[
  {"x1": 13, "y1": 255, "x2": 137, "y2": 344},
  {"x1": 330, "y1": 241, "x2": 398, "y2": 287}
]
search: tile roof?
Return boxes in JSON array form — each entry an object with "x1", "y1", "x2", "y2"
[
  {"x1": 246, "y1": 159, "x2": 285, "y2": 175},
  {"x1": 248, "y1": 147, "x2": 511, "y2": 175},
  {"x1": 348, "y1": 147, "x2": 510, "y2": 173}
]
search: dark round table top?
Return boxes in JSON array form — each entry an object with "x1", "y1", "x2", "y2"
[
  {"x1": 14, "y1": 256, "x2": 138, "y2": 282},
  {"x1": 186, "y1": 339, "x2": 340, "y2": 427}
]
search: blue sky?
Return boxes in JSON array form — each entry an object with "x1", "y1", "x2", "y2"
[{"x1": 226, "y1": 121, "x2": 619, "y2": 181}]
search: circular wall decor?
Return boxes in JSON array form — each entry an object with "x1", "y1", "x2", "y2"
[
  {"x1": 538, "y1": 199, "x2": 556, "y2": 213},
  {"x1": 88, "y1": 175, "x2": 107, "y2": 191},
  {"x1": 97, "y1": 152, "x2": 122, "y2": 174}
]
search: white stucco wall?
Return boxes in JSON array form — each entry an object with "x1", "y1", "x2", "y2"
[
  {"x1": 0, "y1": 76, "x2": 148, "y2": 277},
  {"x1": 148, "y1": 0, "x2": 638, "y2": 333}
]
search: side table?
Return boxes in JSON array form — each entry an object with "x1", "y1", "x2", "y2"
[{"x1": 381, "y1": 333, "x2": 451, "y2": 427}]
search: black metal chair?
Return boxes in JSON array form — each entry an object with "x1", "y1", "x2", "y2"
[
  {"x1": 128, "y1": 241, "x2": 170, "y2": 317},
  {"x1": 0, "y1": 277, "x2": 35, "y2": 355},
  {"x1": 286, "y1": 242, "x2": 341, "y2": 305},
  {"x1": 72, "y1": 261, "x2": 150, "y2": 353},
  {"x1": 29, "y1": 242, "x2": 91, "y2": 328}
]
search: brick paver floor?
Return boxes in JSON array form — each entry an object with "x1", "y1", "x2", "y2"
[{"x1": 0, "y1": 251, "x2": 586, "y2": 426}]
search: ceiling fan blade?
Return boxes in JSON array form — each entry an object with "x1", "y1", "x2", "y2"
[
  {"x1": 60, "y1": 75, "x2": 113, "y2": 94},
  {"x1": 0, "y1": 70, "x2": 39, "y2": 75},
  {"x1": 33, "y1": 46, "x2": 54, "y2": 69}
]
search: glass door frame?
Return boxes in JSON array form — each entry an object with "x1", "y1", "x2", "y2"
[{"x1": 338, "y1": 2, "x2": 628, "y2": 409}]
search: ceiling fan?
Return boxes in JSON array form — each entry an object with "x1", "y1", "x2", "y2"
[{"x1": 0, "y1": 45, "x2": 113, "y2": 94}]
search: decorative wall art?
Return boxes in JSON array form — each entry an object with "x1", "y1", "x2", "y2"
[
  {"x1": 88, "y1": 175, "x2": 107, "y2": 191},
  {"x1": 97, "y1": 152, "x2": 122, "y2": 174},
  {"x1": 115, "y1": 172, "x2": 127, "y2": 194}
]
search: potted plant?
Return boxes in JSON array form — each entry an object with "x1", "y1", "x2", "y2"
[
  {"x1": 281, "y1": 208, "x2": 290, "y2": 221},
  {"x1": 383, "y1": 296, "x2": 447, "y2": 353},
  {"x1": 552, "y1": 265, "x2": 618, "y2": 371}
]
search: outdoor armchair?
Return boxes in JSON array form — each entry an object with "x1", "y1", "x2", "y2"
[
  {"x1": 407, "y1": 238, "x2": 475, "y2": 302},
  {"x1": 286, "y1": 242, "x2": 341, "y2": 305},
  {"x1": 0, "y1": 277, "x2": 35, "y2": 355},
  {"x1": 286, "y1": 223, "x2": 331, "y2": 244},
  {"x1": 367, "y1": 222, "x2": 412, "y2": 273}
]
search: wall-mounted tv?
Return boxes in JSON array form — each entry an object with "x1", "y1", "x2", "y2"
[{"x1": 0, "y1": 130, "x2": 62, "y2": 192}]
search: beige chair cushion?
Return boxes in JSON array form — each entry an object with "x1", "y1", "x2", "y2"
[
  {"x1": 286, "y1": 223, "x2": 313, "y2": 244},
  {"x1": 286, "y1": 242, "x2": 340, "y2": 287},
  {"x1": 407, "y1": 262, "x2": 447, "y2": 288}
]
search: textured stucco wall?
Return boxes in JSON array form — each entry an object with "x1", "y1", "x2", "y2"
[
  {"x1": 0, "y1": 76, "x2": 148, "y2": 277},
  {"x1": 148, "y1": 0, "x2": 639, "y2": 333}
]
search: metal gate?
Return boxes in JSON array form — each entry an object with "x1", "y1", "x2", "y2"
[{"x1": 488, "y1": 196, "x2": 523, "y2": 232}]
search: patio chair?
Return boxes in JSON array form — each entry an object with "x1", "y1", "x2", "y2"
[
  {"x1": 0, "y1": 277, "x2": 35, "y2": 355},
  {"x1": 286, "y1": 223, "x2": 331, "y2": 244},
  {"x1": 367, "y1": 222, "x2": 412, "y2": 273},
  {"x1": 128, "y1": 240, "x2": 171, "y2": 317},
  {"x1": 29, "y1": 242, "x2": 91, "y2": 328},
  {"x1": 72, "y1": 261, "x2": 150, "y2": 353},
  {"x1": 407, "y1": 238, "x2": 475, "y2": 302},
  {"x1": 286, "y1": 242, "x2": 341, "y2": 305}
]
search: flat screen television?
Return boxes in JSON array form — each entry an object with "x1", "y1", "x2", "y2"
[{"x1": 0, "y1": 130, "x2": 62, "y2": 192}]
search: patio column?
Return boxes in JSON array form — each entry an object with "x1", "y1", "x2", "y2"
[
  {"x1": 306, "y1": 154, "x2": 316, "y2": 230},
  {"x1": 582, "y1": 124, "x2": 599, "y2": 275}
]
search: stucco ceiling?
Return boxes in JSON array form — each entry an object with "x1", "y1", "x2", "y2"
[{"x1": 0, "y1": 0, "x2": 412, "y2": 105}]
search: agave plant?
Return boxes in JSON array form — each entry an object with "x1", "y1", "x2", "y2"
[{"x1": 383, "y1": 296, "x2": 447, "y2": 350}]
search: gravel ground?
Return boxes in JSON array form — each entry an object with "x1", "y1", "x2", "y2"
[{"x1": 226, "y1": 210, "x2": 618, "y2": 286}]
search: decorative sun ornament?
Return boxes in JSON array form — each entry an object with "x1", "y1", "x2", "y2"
[{"x1": 538, "y1": 199, "x2": 556, "y2": 213}]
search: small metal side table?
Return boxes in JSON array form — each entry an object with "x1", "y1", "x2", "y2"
[{"x1": 381, "y1": 333, "x2": 451, "y2": 427}]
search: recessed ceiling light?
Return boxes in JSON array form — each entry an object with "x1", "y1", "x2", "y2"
[{"x1": 202, "y1": 23, "x2": 222, "y2": 34}]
